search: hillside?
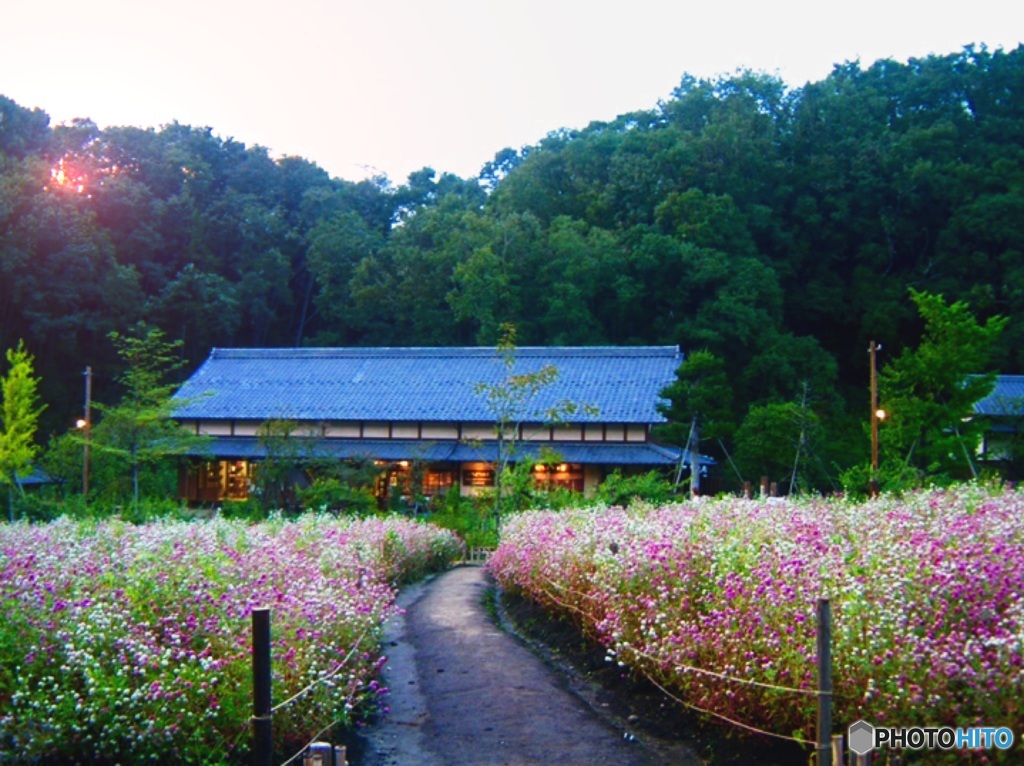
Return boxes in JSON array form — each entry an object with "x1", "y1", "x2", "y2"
[{"x1": 1, "y1": 44, "x2": 1022, "y2": 487}]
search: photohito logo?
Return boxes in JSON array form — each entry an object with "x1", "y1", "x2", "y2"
[{"x1": 848, "y1": 720, "x2": 1015, "y2": 755}]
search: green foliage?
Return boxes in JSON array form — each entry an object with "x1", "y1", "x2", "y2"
[
  {"x1": 4, "y1": 47, "x2": 1024, "y2": 489},
  {"x1": 838, "y1": 460, "x2": 925, "y2": 500},
  {"x1": 38, "y1": 430, "x2": 85, "y2": 492},
  {"x1": 218, "y1": 497, "x2": 267, "y2": 522},
  {"x1": 251, "y1": 419, "x2": 310, "y2": 512},
  {"x1": 0, "y1": 341, "x2": 45, "y2": 519},
  {"x1": 9, "y1": 492, "x2": 188, "y2": 523},
  {"x1": 593, "y1": 469, "x2": 678, "y2": 506},
  {"x1": 428, "y1": 489, "x2": 498, "y2": 548},
  {"x1": 296, "y1": 478, "x2": 377, "y2": 516},
  {"x1": 473, "y1": 324, "x2": 597, "y2": 518},
  {"x1": 878, "y1": 289, "x2": 1007, "y2": 482},
  {"x1": 91, "y1": 324, "x2": 201, "y2": 511},
  {"x1": 656, "y1": 349, "x2": 734, "y2": 446},
  {"x1": 734, "y1": 400, "x2": 823, "y2": 492},
  {"x1": 5, "y1": 491, "x2": 72, "y2": 523},
  {"x1": 655, "y1": 349, "x2": 735, "y2": 495},
  {"x1": 39, "y1": 427, "x2": 166, "y2": 506}
]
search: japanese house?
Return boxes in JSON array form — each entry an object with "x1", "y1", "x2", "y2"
[
  {"x1": 973, "y1": 375, "x2": 1024, "y2": 470},
  {"x1": 171, "y1": 346, "x2": 696, "y2": 505}
]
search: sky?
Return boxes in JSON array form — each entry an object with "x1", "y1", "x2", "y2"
[{"x1": 3, "y1": 0, "x2": 1022, "y2": 184}]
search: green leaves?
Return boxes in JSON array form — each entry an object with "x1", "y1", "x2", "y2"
[
  {"x1": 92, "y1": 325, "x2": 201, "y2": 508},
  {"x1": 878, "y1": 289, "x2": 1007, "y2": 481},
  {"x1": 656, "y1": 350, "x2": 734, "y2": 446},
  {"x1": 0, "y1": 341, "x2": 45, "y2": 506}
]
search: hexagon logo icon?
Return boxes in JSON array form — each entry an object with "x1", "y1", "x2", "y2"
[{"x1": 848, "y1": 720, "x2": 876, "y2": 756}]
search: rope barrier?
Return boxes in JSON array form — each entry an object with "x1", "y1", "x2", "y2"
[
  {"x1": 534, "y1": 572, "x2": 823, "y2": 747},
  {"x1": 250, "y1": 626, "x2": 370, "y2": 766},
  {"x1": 643, "y1": 671, "x2": 811, "y2": 745},
  {"x1": 270, "y1": 627, "x2": 371, "y2": 715},
  {"x1": 627, "y1": 645, "x2": 822, "y2": 697},
  {"x1": 537, "y1": 583, "x2": 595, "y2": 621},
  {"x1": 540, "y1": 574, "x2": 821, "y2": 697}
]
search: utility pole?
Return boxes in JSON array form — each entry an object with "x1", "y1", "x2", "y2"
[{"x1": 868, "y1": 342, "x2": 882, "y2": 497}]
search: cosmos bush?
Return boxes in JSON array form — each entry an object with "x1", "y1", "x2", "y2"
[
  {"x1": 0, "y1": 514, "x2": 463, "y2": 764},
  {"x1": 488, "y1": 486, "x2": 1023, "y2": 759}
]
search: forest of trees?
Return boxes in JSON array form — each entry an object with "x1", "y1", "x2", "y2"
[{"x1": 2, "y1": 44, "x2": 1022, "y2": 492}]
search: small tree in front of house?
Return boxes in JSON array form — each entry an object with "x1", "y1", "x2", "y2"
[
  {"x1": 253, "y1": 418, "x2": 329, "y2": 513},
  {"x1": 473, "y1": 324, "x2": 596, "y2": 526},
  {"x1": 0, "y1": 341, "x2": 46, "y2": 520},
  {"x1": 91, "y1": 324, "x2": 200, "y2": 514},
  {"x1": 296, "y1": 461, "x2": 379, "y2": 516}
]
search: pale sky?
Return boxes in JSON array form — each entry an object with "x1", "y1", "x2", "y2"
[{"x1": 3, "y1": 0, "x2": 1021, "y2": 184}]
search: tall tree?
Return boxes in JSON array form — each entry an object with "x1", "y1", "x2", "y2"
[
  {"x1": 448, "y1": 212, "x2": 543, "y2": 344},
  {"x1": 655, "y1": 350, "x2": 734, "y2": 495},
  {"x1": 734, "y1": 399, "x2": 822, "y2": 493},
  {"x1": 305, "y1": 210, "x2": 385, "y2": 344},
  {"x1": 0, "y1": 341, "x2": 45, "y2": 519},
  {"x1": 91, "y1": 325, "x2": 195, "y2": 511},
  {"x1": 878, "y1": 289, "x2": 1007, "y2": 483}
]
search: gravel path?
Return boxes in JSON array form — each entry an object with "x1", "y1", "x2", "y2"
[{"x1": 352, "y1": 565, "x2": 702, "y2": 766}]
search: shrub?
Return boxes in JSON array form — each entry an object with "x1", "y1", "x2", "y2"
[
  {"x1": 593, "y1": 469, "x2": 677, "y2": 506},
  {"x1": 488, "y1": 485, "x2": 1024, "y2": 760},
  {"x1": 0, "y1": 514, "x2": 463, "y2": 764},
  {"x1": 297, "y1": 478, "x2": 378, "y2": 516}
]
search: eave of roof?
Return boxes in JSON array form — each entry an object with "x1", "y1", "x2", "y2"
[{"x1": 183, "y1": 436, "x2": 711, "y2": 467}]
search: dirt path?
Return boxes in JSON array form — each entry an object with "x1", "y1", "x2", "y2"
[{"x1": 351, "y1": 565, "x2": 703, "y2": 766}]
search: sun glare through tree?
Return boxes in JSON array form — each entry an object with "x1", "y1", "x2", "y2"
[{"x1": 47, "y1": 157, "x2": 87, "y2": 193}]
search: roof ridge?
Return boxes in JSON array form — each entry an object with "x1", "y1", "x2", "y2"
[{"x1": 209, "y1": 346, "x2": 680, "y2": 360}]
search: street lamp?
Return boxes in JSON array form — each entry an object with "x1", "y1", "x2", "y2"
[{"x1": 77, "y1": 367, "x2": 92, "y2": 498}]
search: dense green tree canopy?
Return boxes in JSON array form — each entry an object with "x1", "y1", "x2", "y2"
[{"x1": 1, "y1": 44, "x2": 1022, "y2": 491}]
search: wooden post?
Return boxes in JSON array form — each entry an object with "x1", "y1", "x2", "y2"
[
  {"x1": 743, "y1": 480, "x2": 752, "y2": 499},
  {"x1": 252, "y1": 608, "x2": 273, "y2": 766},
  {"x1": 760, "y1": 476, "x2": 769, "y2": 497},
  {"x1": 869, "y1": 341, "x2": 881, "y2": 497},
  {"x1": 304, "y1": 742, "x2": 333, "y2": 765},
  {"x1": 832, "y1": 734, "x2": 843, "y2": 766},
  {"x1": 817, "y1": 598, "x2": 833, "y2": 766}
]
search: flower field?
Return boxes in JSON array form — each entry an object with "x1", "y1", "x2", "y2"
[
  {"x1": 0, "y1": 514, "x2": 464, "y2": 764},
  {"x1": 488, "y1": 486, "x2": 1023, "y2": 756}
]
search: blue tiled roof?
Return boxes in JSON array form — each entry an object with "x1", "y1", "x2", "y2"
[
  {"x1": 974, "y1": 375, "x2": 1024, "y2": 416},
  {"x1": 15, "y1": 466, "x2": 58, "y2": 487},
  {"x1": 173, "y1": 346, "x2": 683, "y2": 424}
]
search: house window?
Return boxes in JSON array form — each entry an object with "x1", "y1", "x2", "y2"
[
  {"x1": 532, "y1": 463, "x2": 584, "y2": 492},
  {"x1": 423, "y1": 470, "x2": 455, "y2": 496},
  {"x1": 184, "y1": 460, "x2": 252, "y2": 503},
  {"x1": 197, "y1": 462, "x2": 223, "y2": 502},
  {"x1": 463, "y1": 465, "x2": 496, "y2": 487},
  {"x1": 224, "y1": 461, "x2": 252, "y2": 500}
]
